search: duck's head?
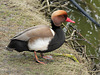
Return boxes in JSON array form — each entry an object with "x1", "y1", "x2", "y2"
[{"x1": 51, "y1": 10, "x2": 75, "y2": 26}]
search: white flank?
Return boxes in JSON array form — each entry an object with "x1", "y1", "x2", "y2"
[{"x1": 28, "y1": 38, "x2": 52, "y2": 51}]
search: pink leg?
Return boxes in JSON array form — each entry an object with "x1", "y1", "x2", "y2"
[
  {"x1": 40, "y1": 53, "x2": 53, "y2": 60},
  {"x1": 34, "y1": 51, "x2": 45, "y2": 64}
]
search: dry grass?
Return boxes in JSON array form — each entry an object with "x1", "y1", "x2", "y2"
[{"x1": 0, "y1": 0, "x2": 90, "y2": 75}]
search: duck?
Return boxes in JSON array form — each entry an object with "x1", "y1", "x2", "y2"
[{"x1": 6, "y1": 10, "x2": 75, "y2": 64}]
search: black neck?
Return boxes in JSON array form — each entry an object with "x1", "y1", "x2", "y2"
[{"x1": 51, "y1": 20, "x2": 60, "y2": 30}]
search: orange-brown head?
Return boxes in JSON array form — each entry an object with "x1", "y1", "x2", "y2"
[{"x1": 51, "y1": 10, "x2": 75, "y2": 26}]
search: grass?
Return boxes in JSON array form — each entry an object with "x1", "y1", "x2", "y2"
[{"x1": 0, "y1": 0, "x2": 90, "y2": 75}]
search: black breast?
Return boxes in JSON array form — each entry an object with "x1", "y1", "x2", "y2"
[{"x1": 48, "y1": 28, "x2": 65, "y2": 51}]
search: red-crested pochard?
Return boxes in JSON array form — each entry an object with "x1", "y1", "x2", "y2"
[{"x1": 7, "y1": 10, "x2": 75, "y2": 64}]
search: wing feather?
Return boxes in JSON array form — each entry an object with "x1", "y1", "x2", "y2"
[{"x1": 12, "y1": 25, "x2": 54, "y2": 41}]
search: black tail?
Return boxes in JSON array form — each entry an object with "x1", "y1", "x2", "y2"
[{"x1": 7, "y1": 39, "x2": 30, "y2": 52}]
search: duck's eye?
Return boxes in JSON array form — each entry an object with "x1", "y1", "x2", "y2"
[{"x1": 63, "y1": 15, "x2": 67, "y2": 19}]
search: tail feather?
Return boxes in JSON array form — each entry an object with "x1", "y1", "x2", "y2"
[
  {"x1": 6, "y1": 46, "x2": 14, "y2": 52},
  {"x1": 7, "y1": 39, "x2": 29, "y2": 52}
]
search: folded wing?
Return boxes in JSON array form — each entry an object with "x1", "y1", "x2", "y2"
[{"x1": 12, "y1": 25, "x2": 55, "y2": 41}]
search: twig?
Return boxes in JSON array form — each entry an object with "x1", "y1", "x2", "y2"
[
  {"x1": 87, "y1": 55, "x2": 99, "y2": 60},
  {"x1": 69, "y1": 25, "x2": 97, "y2": 49},
  {"x1": 41, "y1": 0, "x2": 46, "y2": 7},
  {"x1": 65, "y1": 30, "x2": 76, "y2": 41},
  {"x1": 40, "y1": 2, "x2": 69, "y2": 11},
  {"x1": 62, "y1": 23, "x2": 68, "y2": 30},
  {"x1": 88, "y1": 70, "x2": 100, "y2": 73},
  {"x1": 46, "y1": 0, "x2": 50, "y2": 11}
]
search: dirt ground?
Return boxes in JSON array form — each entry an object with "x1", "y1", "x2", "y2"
[{"x1": 0, "y1": 0, "x2": 90, "y2": 75}]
